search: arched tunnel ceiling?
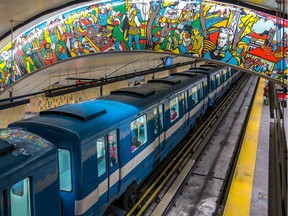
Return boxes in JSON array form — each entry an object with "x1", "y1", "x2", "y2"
[{"x1": 0, "y1": 0, "x2": 287, "y2": 99}]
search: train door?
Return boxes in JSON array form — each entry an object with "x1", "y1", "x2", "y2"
[
  {"x1": 182, "y1": 91, "x2": 189, "y2": 125},
  {"x1": 197, "y1": 83, "x2": 203, "y2": 114},
  {"x1": 216, "y1": 73, "x2": 221, "y2": 96},
  {"x1": 10, "y1": 178, "x2": 32, "y2": 216},
  {"x1": 107, "y1": 130, "x2": 120, "y2": 199},
  {"x1": 154, "y1": 105, "x2": 164, "y2": 152},
  {"x1": 203, "y1": 81, "x2": 208, "y2": 109},
  {"x1": 96, "y1": 137, "x2": 108, "y2": 205}
]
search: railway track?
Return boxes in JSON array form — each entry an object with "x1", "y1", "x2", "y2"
[{"x1": 126, "y1": 73, "x2": 251, "y2": 216}]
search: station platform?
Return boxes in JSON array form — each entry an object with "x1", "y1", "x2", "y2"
[{"x1": 223, "y1": 78, "x2": 287, "y2": 216}]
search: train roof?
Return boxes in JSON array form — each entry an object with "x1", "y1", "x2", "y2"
[
  {"x1": 106, "y1": 73, "x2": 205, "y2": 109},
  {"x1": 10, "y1": 73, "x2": 206, "y2": 140},
  {"x1": 0, "y1": 128, "x2": 54, "y2": 182},
  {"x1": 188, "y1": 64, "x2": 226, "y2": 75}
]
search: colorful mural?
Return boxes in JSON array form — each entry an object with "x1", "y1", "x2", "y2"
[{"x1": 0, "y1": 0, "x2": 287, "y2": 92}]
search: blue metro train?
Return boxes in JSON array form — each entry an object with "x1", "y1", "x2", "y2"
[{"x1": 0, "y1": 64, "x2": 241, "y2": 215}]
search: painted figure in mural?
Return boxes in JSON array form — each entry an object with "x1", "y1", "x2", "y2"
[
  {"x1": 112, "y1": 12, "x2": 125, "y2": 51},
  {"x1": 55, "y1": 40, "x2": 71, "y2": 60},
  {"x1": 70, "y1": 38, "x2": 89, "y2": 57},
  {"x1": 21, "y1": 36, "x2": 40, "y2": 73},
  {"x1": 204, "y1": 27, "x2": 238, "y2": 65},
  {"x1": 14, "y1": 39, "x2": 28, "y2": 75},
  {"x1": 178, "y1": 31, "x2": 192, "y2": 55},
  {"x1": 260, "y1": 63, "x2": 270, "y2": 74},
  {"x1": 180, "y1": 3, "x2": 196, "y2": 34},
  {"x1": 236, "y1": 37, "x2": 250, "y2": 66},
  {"x1": 158, "y1": 16, "x2": 180, "y2": 51},
  {"x1": 72, "y1": 19, "x2": 86, "y2": 44},
  {"x1": 152, "y1": 30, "x2": 161, "y2": 51},
  {"x1": 98, "y1": 4, "x2": 112, "y2": 31},
  {"x1": 128, "y1": 8, "x2": 141, "y2": 50},
  {"x1": 80, "y1": 11, "x2": 98, "y2": 32},
  {"x1": 0, "y1": 67, "x2": 4, "y2": 90},
  {"x1": 158, "y1": 16, "x2": 170, "y2": 51},
  {"x1": 41, "y1": 43, "x2": 57, "y2": 65},
  {"x1": 29, "y1": 28, "x2": 46, "y2": 68},
  {"x1": 0, "y1": 51, "x2": 14, "y2": 87},
  {"x1": 190, "y1": 27, "x2": 204, "y2": 57}
]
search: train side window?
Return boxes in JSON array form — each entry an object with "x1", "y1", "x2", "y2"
[
  {"x1": 97, "y1": 137, "x2": 106, "y2": 176},
  {"x1": 108, "y1": 130, "x2": 118, "y2": 168},
  {"x1": 170, "y1": 97, "x2": 179, "y2": 122},
  {"x1": 131, "y1": 115, "x2": 147, "y2": 153},
  {"x1": 158, "y1": 105, "x2": 164, "y2": 131},
  {"x1": 10, "y1": 178, "x2": 31, "y2": 216},
  {"x1": 191, "y1": 86, "x2": 198, "y2": 105},
  {"x1": 58, "y1": 149, "x2": 72, "y2": 191}
]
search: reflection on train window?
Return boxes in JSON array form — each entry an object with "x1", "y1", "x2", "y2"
[
  {"x1": 108, "y1": 131, "x2": 118, "y2": 168},
  {"x1": 216, "y1": 74, "x2": 221, "y2": 86},
  {"x1": 228, "y1": 67, "x2": 231, "y2": 77},
  {"x1": 97, "y1": 137, "x2": 106, "y2": 176},
  {"x1": 159, "y1": 105, "x2": 163, "y2": 131},
  {"x1": 130, "y1": 115, "x2": 147, "y2": 153},
  {"x1": 200, "y1": 83, "x2": 204, "y2": 98},
  {"x1": 223, "y1": 69, "x2": 227, "y2": 81},
  {"x1": 184, "y1": 91, "x2": 188, "y2": 111},
  {"x1": 204, "y1": 81, "x2": 208, "y2": 94},
  {"x1": 211, "y1": 76, "x2": 215, "y2": 90},
  {"x1": 10, "y1": 178, "x2": 31, "y2": 216},
  {"x1": 181, "y1": 92, "x2": 185, "y2": 112},
  {"x1": 170, "y1": 97, "x2": 179, "y2": 122},
  {"x1": 153, "y1": 108, "x2": 158, "y2": 134},
  {"x1": 191, "y1": 86, "x2": 198, "y2": 105},
  {"x1": 58, "y1": 149, "x2": 72, "y2": 191},
  {"x1": 198, "y1": 84, "x2": 203, "y2": 99}
]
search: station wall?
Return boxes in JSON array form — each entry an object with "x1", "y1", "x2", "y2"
[{"x1": 0, "y1": 68, "x2": 174, "y2": 128}]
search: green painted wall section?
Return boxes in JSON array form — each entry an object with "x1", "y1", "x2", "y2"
[{"x1": 0, "y1": 0, "x2": 287, "y2": 92}]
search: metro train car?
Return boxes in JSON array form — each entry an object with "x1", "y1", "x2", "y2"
[
  {"x1": 0, "y1": 128, "x2": 60, "y2": 216},
  {"x1": 4, "y1": 64, "x2": 240, "y2": 215},
  {"x1": 188, "y1": 64, "x2": 240, "y2": 107}
]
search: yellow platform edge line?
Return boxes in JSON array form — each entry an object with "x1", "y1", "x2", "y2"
[{"x1": 223, "y1": 78, "x2": 265, "y2": 216}]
